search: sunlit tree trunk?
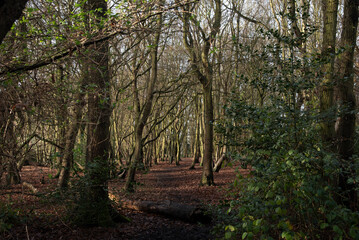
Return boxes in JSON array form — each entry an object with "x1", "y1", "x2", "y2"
[
  {"x1": 161, "y1": 134, "x2": 166, "y2": 161},
  {"x1": 320, "y1": 0, "x2": 338, "y2": 148},
  {"x1": 175, "y1": 131, "x2": 181, "y2": 166}
]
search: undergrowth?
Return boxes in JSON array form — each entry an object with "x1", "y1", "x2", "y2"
[{"x1": 213, "y1": 25, "x2": 359, "y2": 239}]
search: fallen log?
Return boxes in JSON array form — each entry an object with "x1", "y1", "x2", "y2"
[
  {"x1": 124, "y1": 200, "x2": 211, "y2": 223},
  {"x1": 109, "y1": 194, "x2": 211, "y2": 223}
]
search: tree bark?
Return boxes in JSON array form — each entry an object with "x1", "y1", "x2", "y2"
[
  {"x1": 73, "y1": 0, "x2": 117, "y2": 227},
  {"x1": 0, "y1": 0, "x2": 28, "y2": 44},
  {"x1": 320, "y1": 0, "x2": 338, "y2": 148},
  {"x1": 3, "y1": 112, "x2": 21, "y2": 185},
  {"x1": 335, "y1": 0, "x2": 358, "y2": 210},
  {"x1": 190, "y1": 95, "x2": 201, "y2": 169},
  {"x1": 175, "y1": 132, "x2": 181, "y2": 166},
  {"x1": 201, "y1": 83, "x2": 214, "y2": 185},
  {"x1": 213, "y1": 152, "x2": 228, "y2": 173}
]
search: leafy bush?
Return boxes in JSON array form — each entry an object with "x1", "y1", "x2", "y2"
[
  {"x1": 215, "y1": 100, "x2": 359, "y2": 239},
  {"x1": 214, "y1": 27, "x2": 359, "y2": 239}
]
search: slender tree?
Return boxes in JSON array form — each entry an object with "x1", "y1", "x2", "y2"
[
  {"x1": 124, "y1": 3, "x2": 163, "y2": 191},
  {"x1": 181, "y1": 0, "x2": 221, "y2": 185}
]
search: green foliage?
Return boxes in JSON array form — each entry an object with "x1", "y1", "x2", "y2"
[
  {"x1": 0, "y1": 202, "x2": 22, "y2": 233},
  {"x1": 214, "y1": 27, "x2": 359, "y2": 239},
  {"x1": 215, "y1": 101, "x2": 359, "y2": 239}
]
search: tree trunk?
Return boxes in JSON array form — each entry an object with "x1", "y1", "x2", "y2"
[
  {"x1": 190, "y1": 95, "x2": 201, "y2": 169},
  {"x1": 58, "y1": 90, "x2": 85, "y2": 188},
  {"x1": 6, "y1": 159, "x2": 21, "y2": 185},
  {"x1": 320, "y1": 0, "x2": 338, "y2": 148},
  {"x1": 125, "y1": 130, "x2": 142, "y2": 191},
  {"x1": 161, "y1": 135, "x2": 166, "y2": 161},
  {"x1": 175, "y1": 132, "x2": 181, "y2": 166},
  {"x1": 123, "y1": 200, "x2": 211, "y2": 223},
  {"x1": 199, "y1": 111, "x2": 204, "y2": 167},
  {"x1": 201, "y1": 84, "x2": 214, "y2": 185},
  {"x1": 4, "y1": 113, "x2": 21, "y2": 185},
  {"x1": 0, "y1": 0, "x2": 28, "y2": 44},
  {"x1": 169, "y1": 136, "x2": 176, "y2": 164},
  {"x1": 335, "y1": 0, "x2": 358, "y2": 210},
  {"x1": 181, "y1": 0, "x2": 220, "y2": 185},
  {"x1": 74, "y1": 0, "x2": 117, "y2": 227}
]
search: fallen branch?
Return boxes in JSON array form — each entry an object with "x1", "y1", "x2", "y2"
[
  {"x1": 22, "y1": 182, "x2": 38, "y2": 194},
  {"x1": 109, "y1": 194, "x2": 211, "y2": 223}
]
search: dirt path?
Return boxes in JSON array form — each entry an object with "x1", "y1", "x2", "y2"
[
  {"x1": 1, "y1": 158, "x2": 242, "y2": 239},
  {"x1": 111, "y1": 158, "x2": 237, "y2": 205}
]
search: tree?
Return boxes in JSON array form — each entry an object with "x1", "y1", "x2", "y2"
[
  {"x1": 124, "y1": 2, "x2": 163, "y2": 191},
  {"x1": 335, "y1": 0, "x2": 358, "y2": 210},
  {"x1": 189, "y1": 93, "x2": 201, "y2": 169},
  {"x1": 181, "y1": 0, "x2": 221, "y2": 186},
  {"x1": 57, "y1": 75, "x2": 86, "y2": 188},
  {"x1": 0, "y1": 0, "x2": 29, "y2": 185},
  {"x1": 73, "y1": 0, "x2": 120, "y2": 226},
  {"x1": 320, "y1": 0, "x2": 338, "y2": 148}
]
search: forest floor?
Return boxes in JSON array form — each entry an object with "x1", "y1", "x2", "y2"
[{"x1": 0, "y1": 158, "x2": 246, "y2": 240}]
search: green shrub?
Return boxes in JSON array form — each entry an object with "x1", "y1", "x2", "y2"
[
  {"x1": 214, "y1": 25, "x2": 359, "y2": 239},
  {"x1": 0, "y1": 201, "x2": 22, "y2": 233},
  {"x1": 214, "y1": 99, "x2": 359, "y2": 239}
]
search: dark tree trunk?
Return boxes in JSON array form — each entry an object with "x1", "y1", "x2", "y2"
[
  {"x1": 335, "y1": 0, "x2": 358, "y2": 210},
  {"x1": 0, "y1": 0, "x2": 28, "y2": 44},
  {"x1": 3, "y1": 111, "x2": 21, "y2": 185},
  {"x1": 190, "y1": 96, "x2": 201, "y2": 169},
  {"x1": 201, "y1": 84, "x2": 214, "y2": 185},
  {"x1": 125, "y1": 129, "x2": 143, "y2": 191},
  {"x1": 73, "y1": 0, "x2": 118, "y2": 227}
]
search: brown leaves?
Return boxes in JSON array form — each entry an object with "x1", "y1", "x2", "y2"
[{"x1": 1, "y1": 158, "x2": 239, "y2": 239}]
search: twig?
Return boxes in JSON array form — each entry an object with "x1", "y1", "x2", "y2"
[{"x1": 25, "y1": 225, "x2": 30, "y2": 240}]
